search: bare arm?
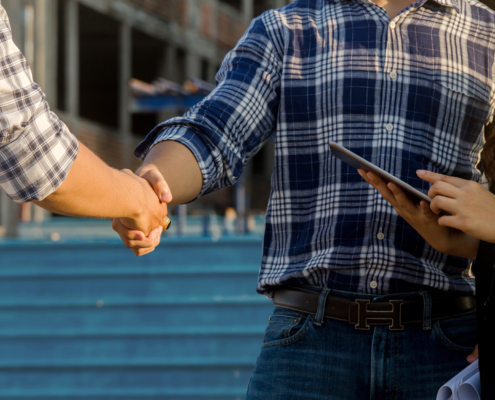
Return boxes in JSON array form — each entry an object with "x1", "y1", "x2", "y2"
[
  {"x1": 136, "y1": 140, "x2": 203, "y2": 206},
  {"x1": 35, "y1": 142, "x2": 168, "y2": 236}
]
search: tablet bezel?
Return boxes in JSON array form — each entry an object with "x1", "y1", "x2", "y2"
[{"x1": 329, "y1": 141, "x2": 432, "y2": 204}]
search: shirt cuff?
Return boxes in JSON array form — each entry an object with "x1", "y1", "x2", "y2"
[
  {"x1": 0, "y1": 116, "x2": 79, "y2": 203},
  {"x1": 135, "y1": 125, "x2": 215, "y2": 199}
]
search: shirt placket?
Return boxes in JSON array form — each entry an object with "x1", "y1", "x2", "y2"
[{"x1": 366, "y1": 10, "x2": 414, "y2": 294}]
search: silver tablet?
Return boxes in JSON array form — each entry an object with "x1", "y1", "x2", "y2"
[{"x1": 329, "y1": 141, "x2": 432, "y2": 204}]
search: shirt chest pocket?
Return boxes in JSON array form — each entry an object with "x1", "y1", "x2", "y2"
[{"x1": 418, "y1": 76, "x2": 491, "y2": 175}]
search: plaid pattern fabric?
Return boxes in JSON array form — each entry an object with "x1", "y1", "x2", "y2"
[
  {"x1": 0, "y1": 7, "x2": 78, "y2": 203},
  {"x1": 136, "y1": 0, "x2": 495, "y2": 297}
]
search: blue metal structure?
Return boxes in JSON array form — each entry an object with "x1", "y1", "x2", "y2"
[
  {"x1": 0, "y1": 236, "x2": 272, "y2": 400},
  {"x1": 131, "y1": 95, "x2": 207, "y2": 113}
]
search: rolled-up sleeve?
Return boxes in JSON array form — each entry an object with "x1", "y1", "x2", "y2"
[
  {"x1": 134, "y1": 12, "x2": 282, "y2": 198},
  {"x1": 0, "y1": 7, "x2": 78, "y2": 203}
]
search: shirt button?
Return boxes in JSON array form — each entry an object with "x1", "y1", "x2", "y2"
[
  {"x1": 390, "y1": 21, "x2": 396, "y2": 29},
  {"x1": 386, "y1": 123, "x2": 394, "y2": 132},
  {"x1": 370, "y1": 280, "x2": 378, "y2": 289},
  {"x1": 390, "y1": 71, "x2": 397, "y2": 80},
  {"x1": 377, "y1": 232, "x2": 385, "y2": 240}
]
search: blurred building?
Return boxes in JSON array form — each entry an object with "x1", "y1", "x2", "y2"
[
  {"x1": 2, "y1": 0, "x2": 494, "y2": 230},
  {"x1": 0, "y1": 0, "x2": 291, "y2": 230}
]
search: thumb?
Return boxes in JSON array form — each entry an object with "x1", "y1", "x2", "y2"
[
  {"x1": 467, "y1": 344, "x2": 478, "y2": 363},
  {"x1": 139, "y1": 167, "x2": 172, "y2": 203}
]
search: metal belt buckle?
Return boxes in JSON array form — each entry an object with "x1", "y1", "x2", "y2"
[{"x1": 354, "y1": 299, "x2": 405, "y2": 331}]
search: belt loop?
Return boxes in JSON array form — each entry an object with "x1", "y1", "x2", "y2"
[
  {"x1": 420, "y1": 291, "x2": 432, "y2": 331},
  {"x1": 314, "y1": 289, "x2": 330, "y2": 326}
]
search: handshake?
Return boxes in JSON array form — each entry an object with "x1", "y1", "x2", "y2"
[
  {"x1": 111, "y1": 164, "x2": 173, "y2": 257},
  {"x1": 34, "y1": 141, "x2": 201, "y2": 253}
]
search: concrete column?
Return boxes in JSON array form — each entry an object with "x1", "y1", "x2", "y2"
[
  {"x1": 207, "y1": 62, "x2": 217, "y2": 84},
  {"x1": 186, "y1": 51, "x2": 201, "y2": 80},
  {"x1": 165, "y1": 44, "x2": 179, "y2": 83},
  {"x1": 65, "y1": 0, "x2": 79, "y2": 116},
  {"x1": 0, "y1": 192, "x2": 20, "y2": 238},
  {"x1": 242, "y1": 0, "x2": 253, "y2": 22},
  {"x1": 177, "y1": 205, "x2": 187, "y2": 236},
  {"x1": 35, "y1": 0, "x2": 58, "y2": 105},
  {"x1": 273, "y1": 0, "x2": 288, "y2": 8},
  {"x1": 119, "y1": 21, "x2": 133, "y2": 168},
  {"x1": 35, "y1": 1, "x2": 60, "y2": 222},
  {"x1": 33, "y1": 204, "x2": 50, "y2": 222},
  {"x1": 1, "y1": 0, "x2": 24, "y2": 46},
  {"x1": 235, "y1": 162, "x2": 252, "y2": 234}
]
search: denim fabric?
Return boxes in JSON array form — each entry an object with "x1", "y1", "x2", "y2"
[{"x1": 246, "y1": 287, "x2": 477, "y2": 400}]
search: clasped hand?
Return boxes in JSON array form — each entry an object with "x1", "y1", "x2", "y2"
[{"x1": 112, "y1": 165, "x2": 171, "y2": 257}]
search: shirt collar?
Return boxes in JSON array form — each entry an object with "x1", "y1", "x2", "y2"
[
  {"x1": 326, "y1": 0, "x2": 460, "y2": 15},
  {"x1": 432, "y1": 0, "x2": 460, "y2": 13}
]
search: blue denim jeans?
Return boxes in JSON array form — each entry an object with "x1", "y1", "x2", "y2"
[{"x1": 246, "y1": 287, "x2": 477, "y2": 400}]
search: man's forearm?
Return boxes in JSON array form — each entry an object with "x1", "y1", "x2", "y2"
[
  {"x1": 138, "y1": 141, "x2": 203, "y2": 205},
  {"x1": 35, "y1": 142, "x2": 150, "y2": 221}
]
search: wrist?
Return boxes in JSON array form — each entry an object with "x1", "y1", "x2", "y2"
[
  {"x1": 444, "y1": 234, "x2": 479, "y2": 259},
  {"x1": 114, "y1": 169, "x2": 146, "y2": 220}
]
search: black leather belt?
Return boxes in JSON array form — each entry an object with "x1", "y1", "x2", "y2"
[{"x1": 273, "y1": 286, "x2": 476, "y2": 331}]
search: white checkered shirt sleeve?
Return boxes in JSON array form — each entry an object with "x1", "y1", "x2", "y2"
[{"x1": 0, "y1": 7, "x2": 78, "y2": 203}]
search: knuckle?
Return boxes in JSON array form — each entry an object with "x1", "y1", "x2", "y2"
[
  {"x1": 432, "y1": 181, "x2": 443, "y2": 191},
  {"x1": 459, "y1": 215, "x2": 472, "y2": 230},
  {"x1": 126, "y1": 232, "x2": 137, "y2": 240},
  {"x1": 136, "y1": 249, "x2": 148, "y2": 257},
  {"x1": 430, "y1": 198, "x2": 441, "y2": 210},
  {"x1": 467, "y1": 181, "x2": 478, "y2": 190}
]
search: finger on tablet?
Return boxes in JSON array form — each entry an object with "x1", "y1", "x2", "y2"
[
  {"x1": 430, "y1": 196, "x2": 455, "y2": 215},
  {"x1": 387, "y1": 182, "x2": 417, "y2": 212},
  {"x1": 365, "y1": 172, "x2": 399, "y2": 206},
  {"x1": 357, "y1": 169, "x2": 367, "y2": 180},
  {"x1": 437, "y1": 215, "x2": 457, "y2": 229},
  {"x1": 417, "y1": 170, "x2": 466, "y2": 188},
  {"x1": 419, "y1": 201, "x2": 434, "y2": 216},
  {"x1": 427, "y1": 180, "x2": 459, "y2": 200}
]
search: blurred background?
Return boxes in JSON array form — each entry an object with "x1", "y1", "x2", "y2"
[
  {"x1": 0, "y1": 0, "x2": 291, "y2": 238},
  {"x1": 1, "y1": 0, "x2": 494, "y2": 399},
  {"x1": 0, "y1": 1, "x2": 290, "y2": 399}
]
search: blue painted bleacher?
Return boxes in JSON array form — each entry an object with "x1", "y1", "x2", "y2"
[{"x1": 0, "y1": 236, "x2": 272, "y2": 400}]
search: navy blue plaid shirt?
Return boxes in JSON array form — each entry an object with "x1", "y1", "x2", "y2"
[{"x1": 136, "y1": 0, "x2": 495, "y2": 298}]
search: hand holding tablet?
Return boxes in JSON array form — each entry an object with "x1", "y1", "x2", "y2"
[{"x1": 329, "y1": 141, "x2": 432, "y2": 205}]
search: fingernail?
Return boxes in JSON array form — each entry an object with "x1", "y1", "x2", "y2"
[
  {"x1": 467, "y1": 355, "x2": 474, "y2": 363},
  {"x1": 417, "y1": 170, "x2": 426, "y2": 176},
  {"x1": 160, "y1": 190, "x2": 172, "y2": 203},
  {"x1": 135, "y1": 234, "x2": 143, "y2": 241}
]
